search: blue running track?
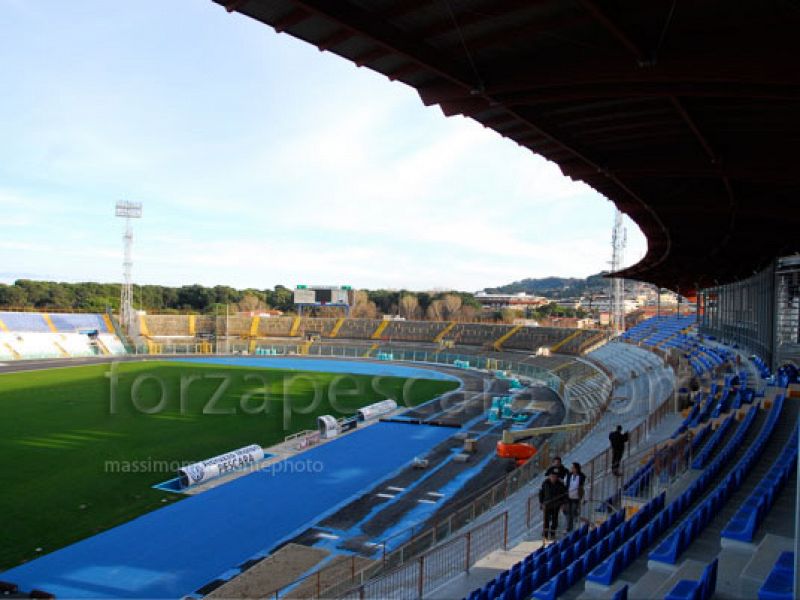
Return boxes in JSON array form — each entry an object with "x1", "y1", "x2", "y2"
[{"x1": 1, "y1": 422, "x2": 454, "y2": 598}]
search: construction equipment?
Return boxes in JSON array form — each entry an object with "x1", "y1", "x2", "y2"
[{"x1": 496, "y1": 422, "x2": 588, "y2": 466}]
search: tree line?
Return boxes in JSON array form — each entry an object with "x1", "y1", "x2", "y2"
[
  {"x1": 0, "y1": 280, "x2": 483, "y2": 320},
  {"x1": 0, "y1": 280, "x2": 592, "y2": 322},
  {"x1": 0, "y1": 280, "x2": 294, "y2": 314}
]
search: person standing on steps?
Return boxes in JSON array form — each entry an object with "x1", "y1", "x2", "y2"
[
  {"x1": 609, "y1": 425, "x2": 629, "y2": 476},
  {"x1": 544, "y1": 455, "x2": 569, "y2": 481},
  {"x1": 564, "y1": 462, "x2": 586, "y2": 532},
  {"x1": 539, "y1": 471, "x2": 567, "y2": 541}
]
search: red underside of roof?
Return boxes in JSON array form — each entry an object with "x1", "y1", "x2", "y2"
[{"x1": 214, "y1": 0, "x2": 800, "y2": 293}]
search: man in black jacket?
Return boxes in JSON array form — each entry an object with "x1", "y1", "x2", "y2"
[
  {"x1": 544, "y1": 456, "x2": 569, "y2": 480},
  {"x1": 539, "y1": 471, "x2": 567, "y2": 541},
  {"x1": 609, "y1": 425, "x2": 629, "y2": 476}
]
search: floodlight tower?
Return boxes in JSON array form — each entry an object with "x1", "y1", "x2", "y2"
[
  {"x1": 610, "y1": 209, "x2": 627, "y2": 335},
  {"x1": 115, "y1": 201, "x2": 143, "y2": 332}
]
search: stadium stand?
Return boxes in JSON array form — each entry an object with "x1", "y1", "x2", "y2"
[
  {"x1": 336, "y1": 318, "x2": 383, "y2": 340},
  {"x1": 47, "y1": 313, "x2": 110, "y2": 333},
  {"x1": 522, "y1": 354, "x2": 612, "y2": 419},
  {"x1": 296, "y1": 317, "x2": 337, "y2": 338},
  {"x1": 504, "y1": 327, "x2": 596, "y2": 355},
  {"x1": 587, "y1": 342, "x2": 674, "y2": 420},
  {"x1": 382, "y1": 319, "x2": 449, "y2": 342},
  {"x1": 0, "y1": 311, "x2": 127, "y2": 359},
  {"x1": 257, "y1": 316, "x2": 293, "y2": 337},
  {"x1": 422, "y1": 317, "x2": 795, "y2": 600},
  {"x1": 448, "y1": 323, "x2": 513, "y2": 347},
  {"x1": 0, "y1": 311, "x2": 51, "y2": 333},
  {"x1": 133, "y1": 316, "x2": 596, "y2": 356},
  {"x1": 140, "y1": 314, "x2": 192, "y2": 337}
]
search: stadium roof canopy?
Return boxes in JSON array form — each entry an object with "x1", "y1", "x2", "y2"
[{"x1": 214, "y1": 0, "x2": 800, "y2": 293}]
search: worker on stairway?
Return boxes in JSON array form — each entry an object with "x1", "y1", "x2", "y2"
[
  {"x1": 539, "y1": 471, "x2": 567, "y2": 542},
  {"x1": 609, "y1": 425, "x2": 629, "y2": 476},
  {"x1": 544, "y1": 455, "x2": 569, "y2": 480}
]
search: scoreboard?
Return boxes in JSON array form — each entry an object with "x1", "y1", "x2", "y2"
[{"x1": 293, "y1": 285, "x2": 352, "y2": 306}]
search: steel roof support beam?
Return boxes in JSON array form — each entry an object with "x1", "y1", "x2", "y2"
[{"x1": 578, "y1": 0, "x2": 650, "y2": 65}]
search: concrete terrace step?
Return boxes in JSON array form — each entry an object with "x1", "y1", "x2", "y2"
[
  {"x1": 631, "y1": 558, "x2": 709, "y2": 599},
  {"x1": 731, "y1": 535, "x2": 794, "y2": 598}
]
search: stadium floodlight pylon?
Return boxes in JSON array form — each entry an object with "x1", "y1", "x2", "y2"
[
  {"x1": 115, "y1": 201, "x2": 142, "y2": 333},
  {"x1": 610, "y1": 209, "x2": 627, "y2": 335}
]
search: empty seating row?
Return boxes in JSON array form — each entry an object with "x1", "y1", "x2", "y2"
[
  {"x1": 691, "y1": 414, "x2": 734, "y2": 469},
  {"x1": 582, "y1": 494, "x2": 667, "y2": 587},
  {"x1": 448, "y1": 323, "x2": 511, "y2": 346},
  {"x1": 142, "y1": 314, "x2": 193, "y2": 337},
  {"x1": 664, "y1": 558, "x2": 718, "y2": 600},
  {"x1": 623, "y1": 459, "x2": 655, "y2": 497},
  {"x1": 650, "y1": 396, "x2": 784, "y2": 565},
  {"x1": 1, "y1": 311, "x2": 114, "y2": 334},
  {"x1": 465, "y1": 510, "x2": 633, "y2": 600},
  {"x1": 503, "y1": 327, "x2": 580, "y2": 353},
  {"x1": 758, "y1": 552, "x2": 794, "y2": 600},
  {"x1": 689, "y1": 423, "x2": 712, "y2": 455},
  {"x1": 751, "y1": 355, "x2": 772, "y2": 379},
  {"x1": 0, "y1": 311, "x2": 52, "y2": 332},
  {"x1": 382, "y1": 320, "x2": 447, "y2": 341},
  {"x1": 621, "y1": 315, "x2": 695, "y2": 347},
  {"x1": 48, "y1": 312, "x2": 109, "y2": 332},
  {"x1": 0, "y1": 331, "x2": 126, "y2": 359},
  {"x1": 296, "y1": 317, "x2": 337, "y2": 337},
  {"x1": 534, "y1": 494, "x2": 666, "y2": 598},
  {"x1": 558, "y1": 330, "x2": 604, "y2": 355},
  {"x1": 721, "y1": 428, "x2": 798, "y2": 543}
]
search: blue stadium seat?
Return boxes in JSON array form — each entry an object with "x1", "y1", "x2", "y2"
[
  {"x1": 587, "y1": 550, "x2": 623, "y2": 585},
  {"x1": 664, "y1": 558, "x2": 717, "y2": 600},
  {"x1": 759, "y1": 552, "x2": 794, "y2": 600},
  {"x1": 611, "y1": 585, "x2": 628, "y2": 600},
  {"x1": 722, "y1": 431, "x2": 798, "y2": 542},
  {"x1": 531, "y1": 570, "x2": 567, "y2": 600},
  {"x1": 566, "y1": 559, "x2": 583, "y2": 586}
]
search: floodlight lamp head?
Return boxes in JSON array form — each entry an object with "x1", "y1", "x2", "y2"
[{"x1": 115, "y1": 201, "x2": 143, "y2": 218}]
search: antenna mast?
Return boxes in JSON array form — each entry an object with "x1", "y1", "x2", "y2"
[{"x1": 610, "y1": 209, "x2": 627, "y2": 335}]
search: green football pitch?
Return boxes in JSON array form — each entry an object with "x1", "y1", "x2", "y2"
[{"x1": 0, "y1": 361, "x2": 458, "y2": 569}]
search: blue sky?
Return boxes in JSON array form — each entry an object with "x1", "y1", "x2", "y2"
[{"x1": 0, "y1": 0, "x2": 647, "y2": 291}]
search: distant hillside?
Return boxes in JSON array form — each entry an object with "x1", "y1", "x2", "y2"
[{"x1": 485, "y1": 273, "x2": 611, "y2": 298}]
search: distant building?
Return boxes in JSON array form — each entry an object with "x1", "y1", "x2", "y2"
[
  {"x1": 555, "y1": 298, "x2": 583, "y2": 310},
  {"x1": 241, "y1": 310, "x2": 283, "y2": 317},
  {"x1": 474, "y1": 291, "x2": 549, "y2": 311},
  {"x1": 586, "y1": 297, "x2": 640, "y2": 313},
  {"x1": 537, "y1": 316, "x2": 596, "y2": 329}
]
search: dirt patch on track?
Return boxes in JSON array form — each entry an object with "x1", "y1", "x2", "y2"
[
  {"x1": 206, "y1": 544, "x2": 329, "y2": 598},
  {"x1": 289, "y1": 555, "x2": 376, "y2": 598}
]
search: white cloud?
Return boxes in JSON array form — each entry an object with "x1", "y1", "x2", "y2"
[{"x1": 0, "y1": 0, "x2": 649, "y2": 291}]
